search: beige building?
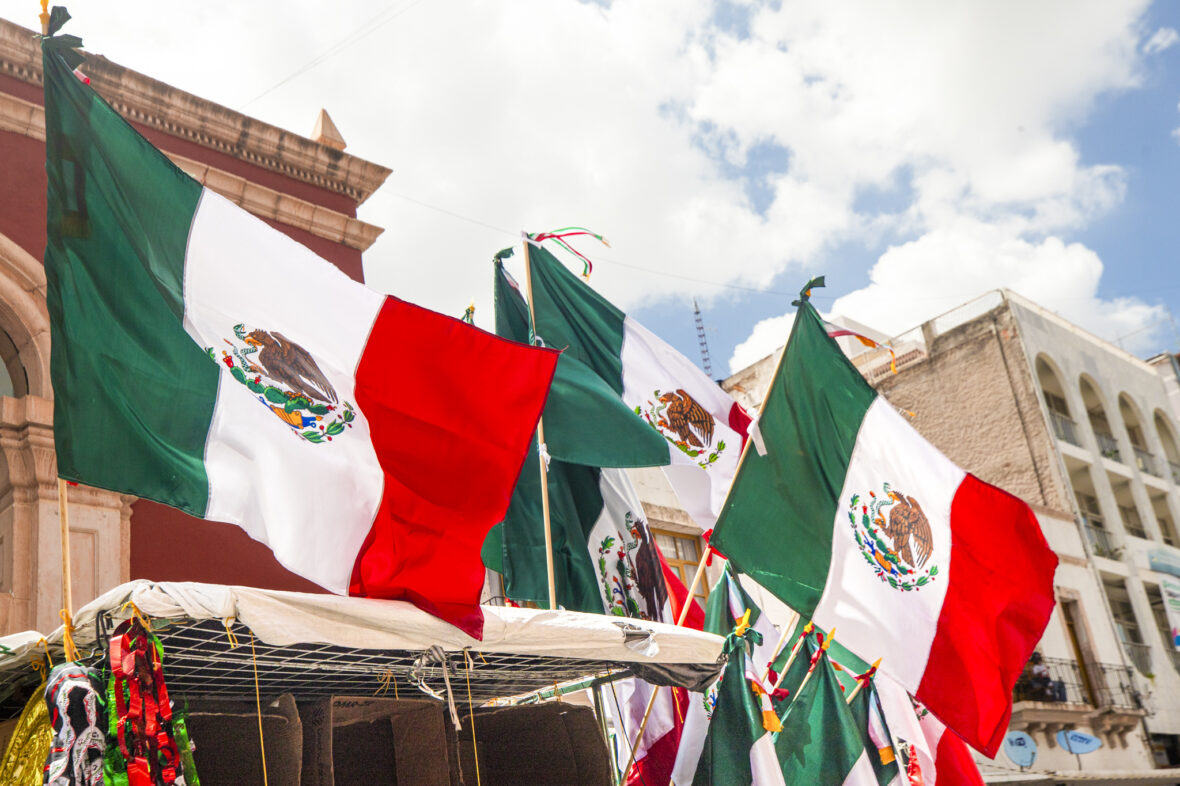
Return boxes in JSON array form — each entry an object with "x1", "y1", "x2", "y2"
[{"x1": 666, "y1": 289, "x2": 1180, "y2": 782}]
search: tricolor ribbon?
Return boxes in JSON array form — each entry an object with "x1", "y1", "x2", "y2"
[{"x1": 526, "y1": 227, "x2": 609, "y2": 279}]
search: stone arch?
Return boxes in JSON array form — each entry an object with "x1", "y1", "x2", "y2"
[
  {"x1": 1154, "y1": 409, "x2": 1180, "y2": 474},
  {"x1": 0, "y1": 231, "x2": 51, "y2": 399},
  {"x1": 1036, "y1": 354, "x2": 1078, "y2": 444},
  {"x1": 1079, "y1": 374, "x2": 1116, "y2": 446}
]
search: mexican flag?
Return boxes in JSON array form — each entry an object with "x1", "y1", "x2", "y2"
[
  {"x1": 42, "y1": 30, "x2": 557, "y2": 638},
  {"x1": 689, "y1": 627, "x2": 786, "y2": 786},
  {"x1": 523, "y1": 242, "x2": 751, "y2": 527},
  {"x1": 487, "y1": 262, "x2": 673, "y2": 619},
  {"x1": 771, "y1": 621, "x2": 903, "y2": 786},
  {"x1": 673, "y1": 566, "x2": 786, "y2": 785},
  {"x1": 775, "y1": 648, "x2": 880, "y2": 786},
  {"x1": 711, "y1": 280, "x2": 1058, "y2": 757}
]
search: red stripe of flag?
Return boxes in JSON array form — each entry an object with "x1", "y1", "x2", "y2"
[
  {"x1": 916, "y1": 474, "x2": 1058, "y2": 757},
  {"x1": 349, "y1": 297, "x2": 559, "y2": 638}
]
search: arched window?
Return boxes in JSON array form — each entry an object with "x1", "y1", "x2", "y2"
[
  {"x1": 0, "y1": 326, "x2": 28, "y2": 398},
  {"x1": 1119, "y1": 394, "x2": 1161, "y2": 477},
  {"x1": 1080, "y1": 376, "x2": 1119, "y2": 462},
  {"x1": 1154, "y1": 410, "x2": 1180, "y2": 485},
  {"x1": 1036, "y1": 355, "x2": 1078, "y2": 445}
]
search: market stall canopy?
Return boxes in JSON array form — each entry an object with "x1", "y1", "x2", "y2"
[{"x1": 0, "y1": 581, "x2": 724, "y2": 718}]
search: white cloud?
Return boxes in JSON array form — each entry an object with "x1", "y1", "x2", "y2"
[
  {"x1": 728, "y1": 221, "x2": 1165, "y2": 373},
  {"x1": 1144, "y1": 27, "x2": 1180, "y2": 54},
  {"x1": 729, "y1": 312, "x2": 794, "y2": 372},
  {"x1": 60, "y1": 1, "x2": 1165, "y2": 365}
]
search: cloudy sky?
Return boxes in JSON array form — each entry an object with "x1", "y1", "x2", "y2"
[{"x1": 21, "y1": 0, "x2": 1180, "y2": 374}]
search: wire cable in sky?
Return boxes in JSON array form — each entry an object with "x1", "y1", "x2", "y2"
[
  {"x1": 386, "y1": 191, "x2": 810, "y2": 299},
  {"x1": 239, "y1": 0, "x2": 432, "y2": 110}
]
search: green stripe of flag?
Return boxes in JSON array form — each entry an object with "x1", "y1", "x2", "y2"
[
  {"x1": 528, "y1": 243, "x2": 627, "y2": 393},
  {"x1": 495, "y1": 259, "x2": 667, "y2": 467},
  {"x1": 776, "y1": 652, "x2": 870, "y2": 785},
  {"x1": 712, "y1": 298, "x2": 876, "y2": 617},
  {"x1": 692, "y1": 631, "x2": 771, "y2": 786},
  {"x1": 44, "y1": 42, "x2": 216, "y2": 514}
]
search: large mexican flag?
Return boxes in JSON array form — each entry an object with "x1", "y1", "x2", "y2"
[
  {"x1": 523, "y1": 242, "x2": 751, "y2": 527},
  {"x1": 42, "y1": 30, "x2": 557, "y2": 637},
  {"x1": 711, "y1": 281, "x2": 1057, "y2": 756}
]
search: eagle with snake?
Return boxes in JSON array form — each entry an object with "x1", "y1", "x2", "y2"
[
  {"x1": 658, "y1": 389, "x2": 714, "y2": 448},
  {"x1": 244, "y1": 329, "x2": 338, "y2": 405},
  {"x1": 881, "y1": 490, "x2": 933, "y2": 570}
]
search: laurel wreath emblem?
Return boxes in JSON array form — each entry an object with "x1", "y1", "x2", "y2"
[
  {"x1": 208, "y1": 324, "x2": 357, "y2": 445},
  {"x1": 635, "y1": 392, "x2": 726, "y2": 470},
  {"x1": 847, "y1": 484, "x2": 939, "y2": 592}
]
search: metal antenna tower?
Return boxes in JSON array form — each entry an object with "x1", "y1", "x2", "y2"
[{"x1": 693, "y1": 299, "x2": 713, "y2": 378}]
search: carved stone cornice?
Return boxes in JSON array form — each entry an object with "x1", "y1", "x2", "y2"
[
  {"x1": 0, "y1": 17, "x2": 392, "y2": 206},
  {"x1": 0, "y1": 90, "x2": 384, "y2": 252}
]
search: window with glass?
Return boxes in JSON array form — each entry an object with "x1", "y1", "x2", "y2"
[{"x1": 653, "y1": 529, "x2": 708, "y2": 603}]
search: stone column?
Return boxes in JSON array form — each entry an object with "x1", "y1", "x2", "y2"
[{"x1": 0, "y1": 395, "x2": 131, "y2": 634}]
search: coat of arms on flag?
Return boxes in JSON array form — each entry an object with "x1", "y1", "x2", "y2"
[
  {"x1": 213, "y1": 324, "x2": 357, "y2": 444},
  {"x1": 847, "y1": 484, "x2": 939, "y2": 592}
]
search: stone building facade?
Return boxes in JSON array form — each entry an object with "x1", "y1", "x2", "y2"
[
  {"x1": 0, "y1": 16, "x2": 390, "y2": 634},
  {"x1": 716, "y1": 289, "x2": 1180, "y2": 778}
]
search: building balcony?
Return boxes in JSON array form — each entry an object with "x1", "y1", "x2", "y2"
[
  {"x1": 1119, "y1": 506, "x2": 1148, "y2": 539},
  {"x1": 1050, "y1": 411, "x2": 1081, "y2": 446},
  {"x1": 1083, "y1": 522, "x2": 1120, "y2": 559},
  {"x1": 1134, "y1": 447, "x2": 1163, "y2": 478},
  {"x1": 1095, "y1": 431, "x2": 1122, "y2": 462},
  {"x1": 1165, "y1": 644, "x2": 1180, "y2": 674},
  {"x1": 1010, "y1": 658, "x2": 1146, "y2": 746}
]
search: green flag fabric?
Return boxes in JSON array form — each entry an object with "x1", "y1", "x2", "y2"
[
  {"x1": 776, "y1": 650, "x2": 878, "y2": 786},
  {"x1": 691, "y1": 629, "x2": 785, "y2": 786}
]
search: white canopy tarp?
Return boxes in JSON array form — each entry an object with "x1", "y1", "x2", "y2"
[{"x1": 0, "y1": 580, "x2": 723, "y2": 674}]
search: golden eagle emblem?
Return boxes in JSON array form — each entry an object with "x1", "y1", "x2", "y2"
[
  {"x1": 636, "y1": 389, "x2": 727, "y2": 469},
  {"x1": 209, "y1": 324, "x2": 356, "y2": 445},
  {"x1": 848, "y1": 483, "x2": 939, "y2": 592}
]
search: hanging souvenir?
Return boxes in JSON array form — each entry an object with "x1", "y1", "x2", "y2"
[
  {"x1": 105, "y1": 618, "x2": 193, "y2": 786},
  {"x1": 43, "y1": 662, "x2": 107, "y2": 786},
  {"x1": 0, "y1": 679, "x2": 52, "y2": 786}
]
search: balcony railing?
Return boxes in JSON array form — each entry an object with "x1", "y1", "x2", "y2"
[
  {"x1": 1095, "y1": 431, "x2": 1122, "y2": 462},
  {"x1": 1168, "y1": 647, "x2": 1180, "y2": 674},
  {"x1": 1014, "y1": 656, "x2": 1088, "y2": 704},
  {"x1": 1161, "y1": 520, "x2": 1178, "y2": 547},
  {"x1": 1014, "y1": 657, "x2": 1144, "y2": 711},
  {"x1": 1170, "y1": 460, "x2": 1180, "y2": 485},
  {"x1": 1094, "y1": 661, "x2": 1143, "y2": 710},
  {"x1": 1134, "y1": 448, "x2": 1162, "y2": 477},
  {"x1": 1084, "y1": 522, "x2": 1119, "y2": 559},
  {"x1": 1120, "y1": 506, "x2": 1148, "y2": 539},
  {"x1": 1123, "y1": 640, "x2": 1154, "y2": 676},
  {"x1": 1050, "y1": 411, "x2": 1081, "y2": 446}
]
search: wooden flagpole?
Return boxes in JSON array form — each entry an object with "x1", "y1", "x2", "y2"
[
  {"x1": 844, "y1": 658, "x2": 881, "y2": 704},
  {"x1": 58, "y1": 478, "x2": 74, "y2": 625},
  {"x1": 520, "y1": 238, "x2": 558, "y2": 610},
  {"x1": 42, "y1": 1, "x2": 79, "y2": 665},
  {"x1": 768, "y1": 623, "x2": 814, "y2": 694}
]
